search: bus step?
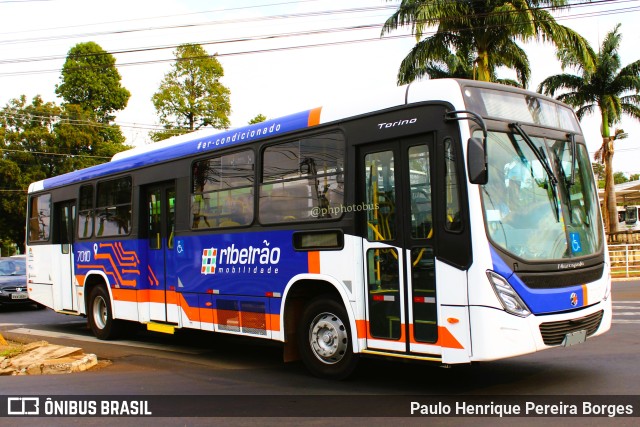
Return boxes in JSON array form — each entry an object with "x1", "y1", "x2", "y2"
[
  {"x1": 146, "y1": 322, "x2": 176, "y2": 335},
  {"x1": 56, "y1": 310, "x2": 80, "y2": 315}
]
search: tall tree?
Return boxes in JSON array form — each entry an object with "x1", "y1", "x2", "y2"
[
  {"x1": 382, "y1": 0, "x2": 595, "y2": 87},
  {"x1": 1, "y1": 95, "x2": 126, "y2": 251},
  {"x1": 151, "y1": 44, "x2": 231, "y2": 142},
  {"x1": 538, "y1": 24, "x2": 640, "y2": 233},
  {"x1": 248, "y1": 114, "x2": 267, "y2": 125},
  {"x1": 419, "y1": 45, "x2": 522, "y2": 87},
  {"x1": 55, "y1": 41, "x2": 131, "y2": 124},
  {"x1": 1, "y1": 95, "x2": 57, "y2": 250}
]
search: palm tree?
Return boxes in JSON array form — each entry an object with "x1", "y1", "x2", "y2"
[
  {"x1": 421, "y1": 45, "x2": 522, "y2": 87},
  {"x1": 538, "y1": 24, "x2": 640, "y2": 233},
  {"x1": 382, "y1": 0, "x2": 594, "y2": 87}
]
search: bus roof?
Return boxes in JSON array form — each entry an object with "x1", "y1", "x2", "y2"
[{"x1": 28, "y1": 79, "x2": 471, "y2": 193}]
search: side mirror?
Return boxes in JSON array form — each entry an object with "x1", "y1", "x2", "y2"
[{"x1": 467, "y1": 137, "x2": 488, "y2": 185}]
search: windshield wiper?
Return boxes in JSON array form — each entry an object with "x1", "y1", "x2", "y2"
[
  {"x1": 509, "y1": 123, "x2": 560, "y2": 221},
  {"x1": 567, "y1": 133, "x2": 576, "y2": 187},
  {"x1": 509, "y1": 123, "x2": 558, "y2": 186},
  {"x1": 564, "y1": 133, "x2": 577, "y2": 222}
]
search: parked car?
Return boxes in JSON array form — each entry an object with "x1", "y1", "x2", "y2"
[{"x1": 0, "y1": 256, "x2": 34, "y2": 308}]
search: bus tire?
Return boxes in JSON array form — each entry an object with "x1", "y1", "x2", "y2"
[
  {"x1": 87, "y1": 285, "x2": 122, "y2": 340},
  {"x1": 298, "y1": 297, "x2": 358, "y2": 379}
]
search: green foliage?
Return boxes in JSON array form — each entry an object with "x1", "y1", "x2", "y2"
[
  {"x1": 538, "y1": 24, "x2": 640, "y2": 131},
  {"x1": 592, "y1": 162, "x2": 605, "y2": 180},
  {"x1": 1, "y1": 95, "x2": 128, "y2": 250},
  {"x1": 382, "y1": 0, "x2": 595, "y2": 87},
  {"x1": 248, "y1": 114, "x2": 267, "y2": 125},
  {"x1": 151, "y1": 44, "x2": 231, "y2": 142},
  {"x1": 538, "y1": 24, "x2": 640, "y2": 233},
  {"x1": 614, "y1": 171, "x2": 629, "y2": 184},
  {"x1": 55, "y1": 42, "x2": 131, "y2": 123}
]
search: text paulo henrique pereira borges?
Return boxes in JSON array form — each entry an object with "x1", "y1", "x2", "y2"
[{"x1": 410, "y1": 400, "x2": 634, "y2": 417}]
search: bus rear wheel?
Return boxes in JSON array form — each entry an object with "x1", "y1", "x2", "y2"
[
  {"x1": 298, "y1": 297, "x2": 358, "y2": 379},
  {"x1": 87, "y1": 285, "x2": 122, "y2": 340}
]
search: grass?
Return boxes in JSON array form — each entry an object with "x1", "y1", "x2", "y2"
[
  {"x1": 0, "y1": 333, "x2": 24, "y2": 358},
  {"x1": 0, "y1": 346, "x2": 22, "y2": 358}
]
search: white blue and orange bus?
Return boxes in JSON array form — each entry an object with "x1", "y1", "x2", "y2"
[{"x1": 26, "y1": 79, "x2": 611, "y2": 378}]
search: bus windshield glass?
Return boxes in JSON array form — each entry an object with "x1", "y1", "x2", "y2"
[
  {"x1": 480, "y1": 131, "x2": 602, "y2": 261},
  {"x1": 463, "y1": 86, "x2": 581, "y2": 132}
]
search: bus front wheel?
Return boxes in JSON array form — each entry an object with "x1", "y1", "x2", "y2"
[
  {"x1": 298, "y1": 297, "x2": 358, "y2": 379},
  {"x1": 87, "y1": 285, "x2": 122, "y2": 340}
]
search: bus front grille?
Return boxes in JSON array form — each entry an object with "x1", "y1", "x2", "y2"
[{"x1": 539, "y1": 310, "x2": 604, "y2": 346}]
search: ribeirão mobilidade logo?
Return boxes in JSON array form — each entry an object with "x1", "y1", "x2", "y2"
[
  {"x1": 201, "y1": 241, "x2": 281, "y2": 276},
  {"x1": 201, "y1": 248, "x2": 218, "y2": 275}
]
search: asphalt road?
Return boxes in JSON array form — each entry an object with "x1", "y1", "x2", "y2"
[{"x1": 1, "y1": 280, "x2": 639, "y2": 426}]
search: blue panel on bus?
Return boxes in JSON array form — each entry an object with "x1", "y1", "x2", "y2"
[
  {"x1": 41, "y1": 109, "x2": 320, "y2": 190},
  {"x1": 176, "y1": 230, "x2": 308, "y2": 300},
  {"x1": 490, "y1": 248, "x2": 586, "y2": 314},
  {"x1": 71, "y1": 230, "x2": 310, "y2": 315}
]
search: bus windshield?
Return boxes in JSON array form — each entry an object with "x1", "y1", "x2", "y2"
[{"x1": 480, "y1": 130, "x2": 602, "y2": 262}]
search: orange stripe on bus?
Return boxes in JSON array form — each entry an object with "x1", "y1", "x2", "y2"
[
  {"x1": 356, "y1": 320, "x2": 368, "y2": 339},
  {"x1": 308, "y1": 251, "x2": 320, "y2": 273},
  {"x1": 582, "y1": 285, "x2": 588, "y2": 306},
  {"x1": 176, "y1": 292, "x2": 199, "y2": 320},
  {"x1": 111, "y1": 288, "x2": 282, "y2": 331},
  {"x1": 200, "y1": 306, "x2": 214, "y2": 324},
  {"x1": 268, "y1": 313, "x2": 280, "y2": 331},
  {"x1": 75, "y1": 275, "x2": 86, "y2": 287},
  {"x1": 111, "y1": 288, "x2": 137, "y2": 302},
  {"x1": 308, "y1": 107, "x2": 322, "y2": 126},
  {"x1": 436, "y1": 326, "x2": 464, "y2": 349}
]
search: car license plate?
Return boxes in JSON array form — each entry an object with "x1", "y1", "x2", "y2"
[
  {"x1": 562, "y1": 329, "x2": 587, "y2": 347},
  {"x1": 11, "y1": 292, "x2": 28, "y2": 300}
]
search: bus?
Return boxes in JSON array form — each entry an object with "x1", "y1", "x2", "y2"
[
  {"x1": 618, "y1": 205, "x2": 640, "y2": 231},
  {"x1": 26, "y1": 79, "x2": 611, "y2": 379}
]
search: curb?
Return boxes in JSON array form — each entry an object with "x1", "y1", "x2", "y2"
[
  {"x1": 25, "y1": 353, "x2": 99, "y2": 375},
  {"x1": 0, "y1": 339, "x2": 100, "y2": 376}
]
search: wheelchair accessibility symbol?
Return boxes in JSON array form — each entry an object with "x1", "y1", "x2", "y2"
[{"x1": 569, "y1": 232, "x2": 582, "y2": 254}]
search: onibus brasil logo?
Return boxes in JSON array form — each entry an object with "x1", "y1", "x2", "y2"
[{"x1": 201, "y1": 240, "x2": 281, "y2": 275}]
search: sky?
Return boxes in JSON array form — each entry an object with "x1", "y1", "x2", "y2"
[{"x1": 2, "y1": 0, "x2": 640, "y2": 175}]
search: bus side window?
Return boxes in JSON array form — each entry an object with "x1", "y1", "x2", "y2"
[
  {"x1": 96, "y1": 177, "x2": 132, "y2": 237},
  {"x1": 191, "y1": 150, "x2": 255, "y2": 229},
  {"x1": 444, "y1": 138, "x2": 462, "y2": 232},
  {"x1": 78, "y1": 184, "x2": 94, "y2": 239},
  {"x1": 260, "y1": 132, "x2": 345, "y2": 224},
  {"x1": 28, "y1": 194, "x2": 51, "y2": 242}
]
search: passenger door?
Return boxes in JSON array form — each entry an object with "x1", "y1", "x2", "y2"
[
  {"x1": 143, "y1": 181, "x2": 178, "y2": 323},
  {"x1": 358, "y1": 136, "x2": 438, "y2": 353},
  {"x1": 53, "y1": 200, "x2": 76, "y2": 311}
]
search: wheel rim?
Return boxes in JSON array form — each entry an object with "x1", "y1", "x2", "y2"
[
  {"x1": 308, "y1": 311, "x2": 349, "y2": 364},
  {"x1": 93, "y1": 295, "x2": 108, "y2": 330}
]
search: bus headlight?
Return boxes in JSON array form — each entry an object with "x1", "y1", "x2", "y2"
[{"x1": 487, "y1": 271, "x2": 531, "y2": 317}]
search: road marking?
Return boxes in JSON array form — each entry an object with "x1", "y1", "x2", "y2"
[
  {"x1": 612, "y1": 302, "x2": 640, "y2": 323},
  {"x1": 7, "y1": 327, "x2": 203, "y2": 354}
]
